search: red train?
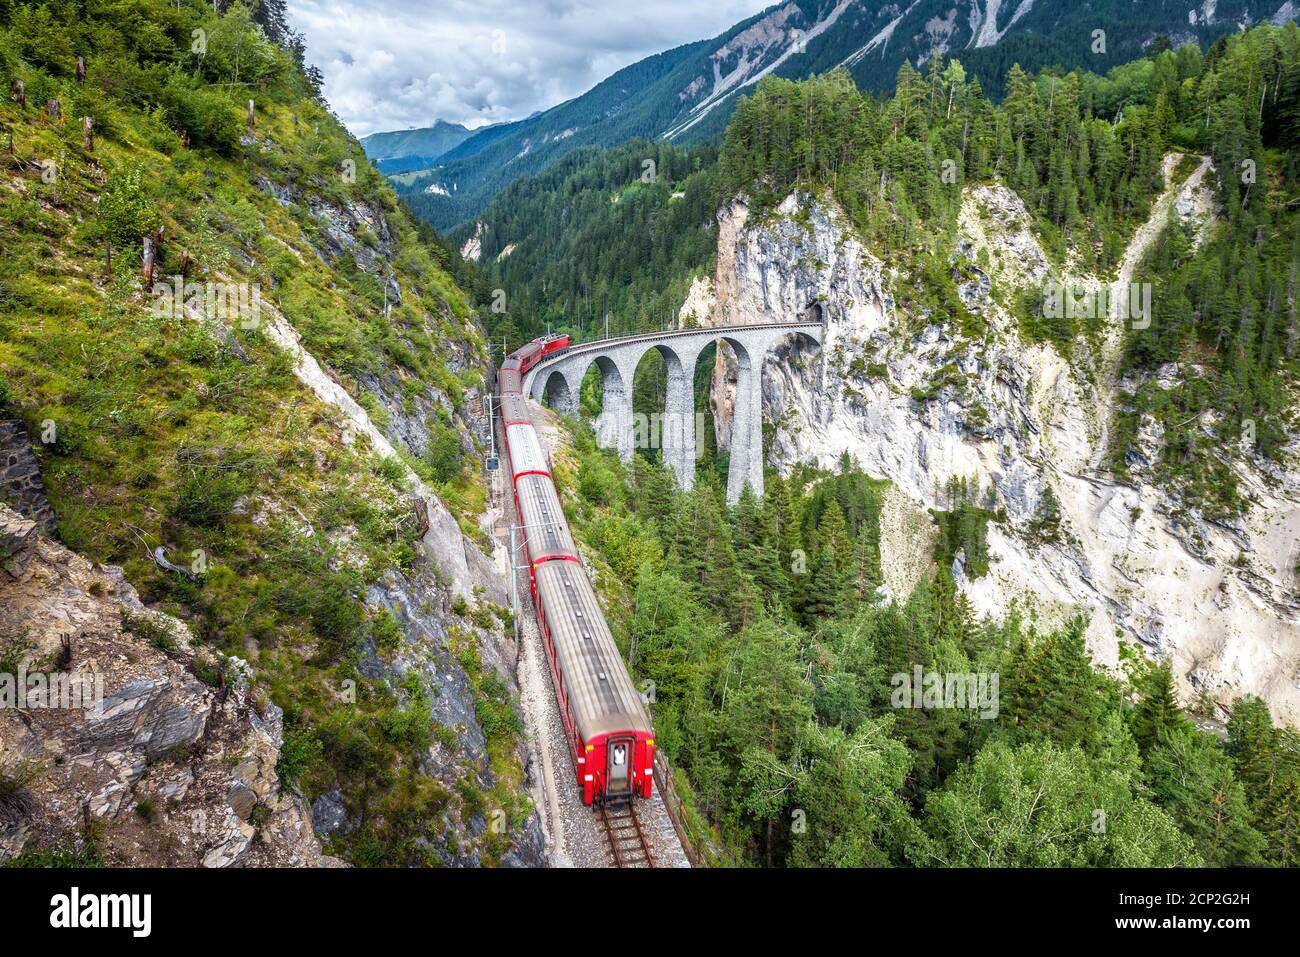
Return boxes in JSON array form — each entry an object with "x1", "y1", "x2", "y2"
[
  {"x1": 499, "y1": 334, "x2": 655, "y2": 805},
  {"x1": 513, "y1": 333, "x2": 571, "y2": 375}
]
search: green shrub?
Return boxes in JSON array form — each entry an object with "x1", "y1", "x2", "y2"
[
  {"x1": 310, "y1": 575, "x2": 365, "y2": 662},
  {"x1": 276, "y1": 726, "x2": 322, "y2": 790},
  {"x1": 121, "y1": 609, "x2": 178, "y2": 652},
  {"x1": 189, "y1": 656, "x2": 223, "y2": 687},
  {"x1": 370, "y1": 607, "x2": 403, "y2": 652},
  {"x1": 173, "y1": 467, "x2": 249, "y2": 529},
  {"x1": 96, "y1": 166, "x2": 161, "y2": 252},
  {"x1": 159, "y1": 75, "x2": 240, "y2": 155},
  {"x1": 425, "y1": 422, "x2": 462, "y2": 483},
  {"x1": 379, "y1": 700, "x2": 432, "y2": 749}
]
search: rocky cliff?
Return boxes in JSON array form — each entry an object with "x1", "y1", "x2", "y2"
[
  {"x1": 702, "y1": 172, "x2": 1300, "y2": 723},
  {"x1": 0, "y1": 1, "x2": 543, "y2": 866},
  {"x1": 0, "y1": 504, "x2": 339, "y2": 866}
]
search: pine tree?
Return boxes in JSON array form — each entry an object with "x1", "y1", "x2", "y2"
[{"x1": 1130, "y1": 660, "x2": 1186, "y2": 755}]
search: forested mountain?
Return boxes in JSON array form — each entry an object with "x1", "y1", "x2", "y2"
[
  {"x1": 0, "y1": 0, "x2": 539, "y2": 867},
  {"x1": 394, "y1": 0, "x2": 1297, "y2": 229},
  {"x1": 526, "y1": 22, "x2": 1300, "y2": 868},
  {"x1": 451, "y1": 139, "x2": 719, "y2": 350},
  {"x1": 717, "y1": 28, "x2": 1300, "y2": 515},
  {"x1": 359, "y1": 120, "x2": 475, "y2": 173}
]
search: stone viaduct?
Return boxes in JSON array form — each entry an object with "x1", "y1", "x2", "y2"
[{"x1": 521, "y1": 322, "x2": 823, "y2": 503}]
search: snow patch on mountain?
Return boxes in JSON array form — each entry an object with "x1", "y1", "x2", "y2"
[{"x1": 665, "y1": 0, "x2": 855, "y2": 139}]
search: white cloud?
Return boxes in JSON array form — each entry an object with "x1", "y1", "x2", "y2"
[{"x1": 286, "y1": 0, "x2": 774, "y2": 137}]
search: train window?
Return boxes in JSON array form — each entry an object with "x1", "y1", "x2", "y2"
[{"x1": 612, "y1": 745, "x2": 626, "y2": 767}]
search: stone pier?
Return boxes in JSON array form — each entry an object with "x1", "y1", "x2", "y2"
[{"x1": 523, "y1": 322, "x2": 823, "y2": 503}]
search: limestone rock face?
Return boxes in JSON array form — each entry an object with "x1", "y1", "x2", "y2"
[
  {"x1": 0, "y1": 505, "x2": 340, "y2": 866},
  {"x1": 0, "y1": 507, "x2": 36, "y2": 580},
  {"x1": 710, "y1": 181, "x2": 1300, "y2": 724}
]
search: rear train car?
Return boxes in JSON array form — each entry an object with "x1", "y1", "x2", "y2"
[{"x1": 499, "y1": 335, "x2": 653, "y2": 804}]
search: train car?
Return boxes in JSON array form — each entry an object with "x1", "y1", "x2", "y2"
[
  {"x1": 505, "y1": 422, "x2": 548, "y2": 478},
  {"x1": 499, "y1": 335, "x2": 653, "y2": 805},
  {"x1": 500, "y1": 391, "x2": 529, "y2": 426},
  {"x1": 534, "y1": 560, "x2": 653, "y2": 804},
  {"x1": 516, "y1": 333, "x2": 571, "y2": 374},
  {"x1": 515, "y1": 473, "x2": 578, "y2": 561}
]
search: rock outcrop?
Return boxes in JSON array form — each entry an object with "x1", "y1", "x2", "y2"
[
  {"x1": 0, "y1": 504, "x2": 339, "y2": 866},
  {"x1": 707, "y1": 177, "x2": 1300, "y2": 723}
]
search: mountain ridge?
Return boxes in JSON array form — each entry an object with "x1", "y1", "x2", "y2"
[{"x1": 396, "y1": 0, "x2": 1299, "y2": 230}]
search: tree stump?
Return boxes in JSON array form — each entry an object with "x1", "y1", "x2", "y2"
[
  {"x1": 82, "y1": 116, "x2": 93, "y2": 152},
  {"x1": 142, "y1": 236, "x2": 157, "y2": 285},
  {"x1": 246, "y1": 99, "x2": 255, "y2": 132},
  {"x1": 76, "y1": 55, "x2": 86, "y2": 83},
  {"x1": 10, "y1": 79, "x2": 24, "y2": 108}
]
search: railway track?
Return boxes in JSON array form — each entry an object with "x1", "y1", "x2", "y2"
[{"x1": 597, "y1": 801, "x2": 655, "y2": 868}]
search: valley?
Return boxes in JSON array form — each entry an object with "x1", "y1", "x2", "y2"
[{"x1": 0, "y1": 0, "x2": 1298, "y2": 880}]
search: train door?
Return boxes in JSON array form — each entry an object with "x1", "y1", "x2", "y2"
[{"x1": 606, "y1": 737, "x2": 633, "y2": 798}]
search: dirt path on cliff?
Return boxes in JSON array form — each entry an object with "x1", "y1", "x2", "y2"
[{"x1": 1087, "y1": 153, "x2": 1213, "y2": 474}]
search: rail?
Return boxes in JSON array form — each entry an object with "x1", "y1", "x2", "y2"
[{"x1": 597, "y1": 801, "x2": 655, "y2": 868}]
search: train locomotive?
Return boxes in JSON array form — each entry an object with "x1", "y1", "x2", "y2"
[{"x1": 499, "y1": 334, "x2": 655, "y2": 805}]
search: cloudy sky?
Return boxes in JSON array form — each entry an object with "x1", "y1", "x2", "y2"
[{"x1": 286, "y1": 0, "x2": 774, "y2": 138}]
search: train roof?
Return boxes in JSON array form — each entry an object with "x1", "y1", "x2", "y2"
[
  {"x1": 534, "y1": 559, "x2": 652, "y2": 742},
  {"x1": 500, "y1": 392, "x2": 528, "y2": 424},
  {"x1": 506, "y1": 422, "x2": 548, "y2": 477},
  {"x1": 516, "y1": 473, "x2": 577, "y2": 560}
]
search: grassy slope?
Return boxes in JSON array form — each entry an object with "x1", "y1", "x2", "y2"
[{"x1": 0, "y1": 2, "x2": 524, "y2": 866}]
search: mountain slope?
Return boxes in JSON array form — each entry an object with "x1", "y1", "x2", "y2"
[
  {"x1": 398, "y1": 0, "x2": 1298, "y2": 229},
  {"x1": 0, "y1": 0, "x2": 540, "y2": 867},
  {"x1": 449, "y1": 138, "x2": 719, "y2": 347},
  {"x1": 360, "y1": 119, "x2": 473, "y2": 162}
]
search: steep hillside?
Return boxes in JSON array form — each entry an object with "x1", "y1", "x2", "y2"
[
  {"x1": 397, "y1": 0, "x2": 1297, "y2": 229},
  {"x1": 450, "y1": 139, "x2": 719, "y2": 348},
  {"x1": 0, "y1": 1, "x2": 540, "y2": 867}
]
